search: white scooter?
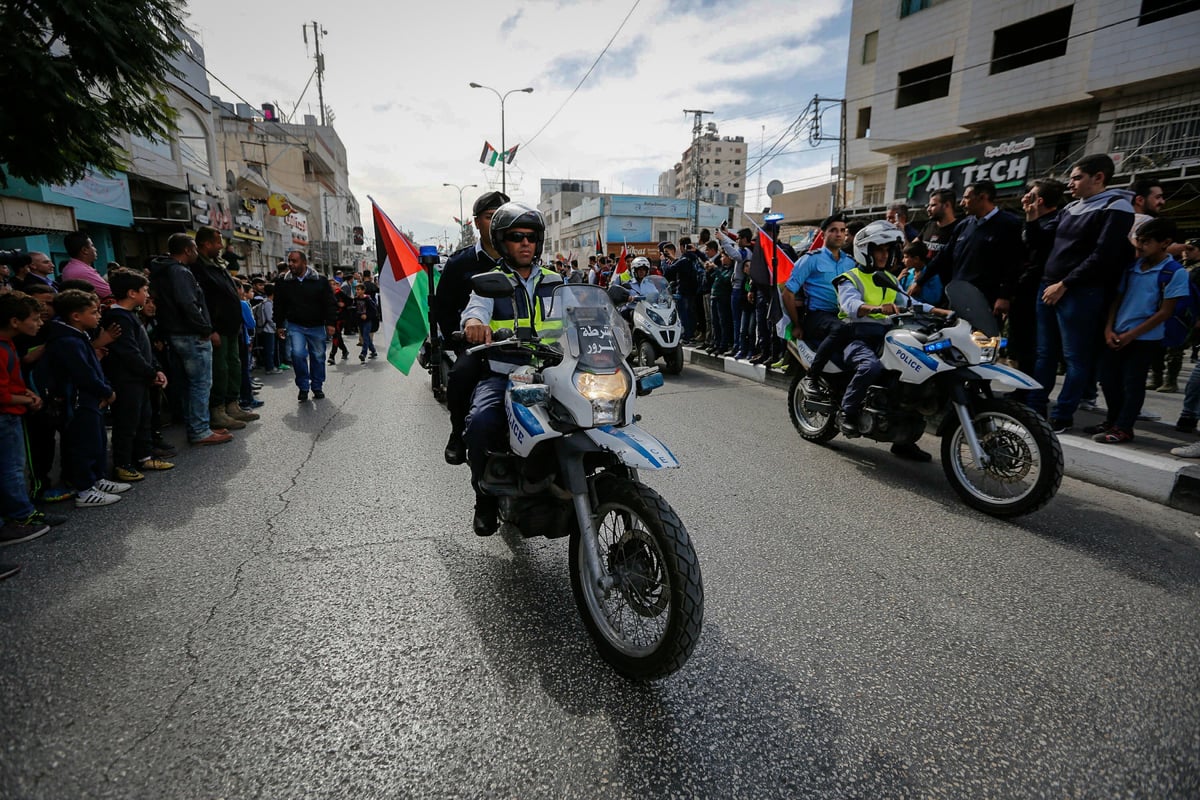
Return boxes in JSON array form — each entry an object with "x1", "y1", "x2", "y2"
[
  {"x1": 611, "y1": 275, "x2": 685, "y2": 375},
  {"x1": 466, "y1": 272, "x2": 704, "y2": 680}
]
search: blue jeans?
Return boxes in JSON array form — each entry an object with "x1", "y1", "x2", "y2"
[
  {"x1": 676, "y1": 294, "x2": 695, "y2": 340},
  {"x1": 169, "y1": 335, "x2": 215, "y2": 441},
  {"x1": 730, "y1": 290, "x2": 745, "y2": 354},
  {"x1": 287, "y1": 324, "x2": 328, "y2": 391},
  {"x1": 359, "y1": 322, "x2": 376, "y2": 357},
  {"x1": 1182, "y1": 363, "x2": 1200, "y2": 421},
  {"x1": 710, "y1": 296, "x2": 732, "y2": 350},
  {"x1": 0, "y1": 413, "x2": 36, "y2": 520},
  {"x1": 1029, "y1": 285, "x2": 1106, "y2": 422}
]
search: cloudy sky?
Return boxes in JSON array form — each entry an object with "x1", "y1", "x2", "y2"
[{"x1": 186, "y1": 0, "x2": 851, "y2": 245}]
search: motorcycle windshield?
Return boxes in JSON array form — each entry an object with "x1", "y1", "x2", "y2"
[
  {"x1": 549, "y1": 284, "x2": 634, "y2": 370},
  {"x1": 944, "y1": 280, "x2": 1000, "y2": 338},
  {"x1": 640, "y1": 275, "x2": 672, "y2": 307}
]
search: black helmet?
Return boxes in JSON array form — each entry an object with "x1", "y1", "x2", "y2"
[{"x1": 489, "y1": 201, "x2": 546, "y2": 262}]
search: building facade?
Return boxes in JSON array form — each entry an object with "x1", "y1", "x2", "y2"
[
  {"x1": 843, "y1": 0, "x2": 1200, "y2": 224},
  {"x1": 658, "y1": 132, "x2": 748, "y2": 226}
]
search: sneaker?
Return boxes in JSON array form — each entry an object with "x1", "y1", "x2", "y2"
[
  {"x1": 359, "y1": 354, "x2": 366, "y2": 363},
  {"x1": 139, "y1": 458, "x2": 175, "y2": 471},
  {"x1": 1170, "y1": 441, "x2": 1200, "y2": 458},
  {"x1": 266, "y1": 368, "x2": 283, "y2": 375},
  {"x1": 279, "y1": 363, "x2": 291, "y2": 370},
  {"x1": 1136, "y1": 410, "x2": 1162, "y2": 422},
  {"x1": 312, "y1": 389, "x2": 326, "y2": 400},
  {"x1": 21, "y1": 510, "x2": 67, "y2": 527},
  {"x1": 1081, "y1": 421, "x2": 1115, "y2": 436},
  {"x1": 250, "y1": 379, "x2": 264, "y2": 388},
  {"x1": 1093, "y1": 428, "x2": 1134, "y2": 444},
  {"x1": 0, "y1": 521, "x2": 51, "y2": 546},
  {"x1": 75, "y1": 487, "x2": 121, "y2": 507},
  {"x1": 36, "y1": 487, "x2": 75, "y2": 503},
  {"x1": 1155, "y1": 381, "x2": 1179, "y2": 393},
  {"x1": 1048, "y1": 418, "x2": 1072, "y2": 434},
  {"x1": 298, "y1": 390, "x2": 309, "y2": 402},
  {"x1": 327, "y1": 358, "x2": 336, "y2": 366},
  {"x1": 114, "y1": 466, "x2": 145, "y2": 482},
  {"x1": 369, "y1": 352, "x2": 378, "y2": 359},
  {"x1": 94, "y1": 478, "x2": 132, "y2": 494},
  {"x1": 152, "y1": 445, "x2": 178, "y2": 459},
  {"x1": 770, "y1": 358, "x2": 789, "y2": 370},
  {"x1": 1176, "y1": 416, "x2": 1198, "y2": 434},
  {"x1": 1077, "y1": 399, "x2": 1105, "y2": 413}
]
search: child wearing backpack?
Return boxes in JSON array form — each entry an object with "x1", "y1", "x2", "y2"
[{"x1": 1087, "y1": 217, "x2": 1192, "y2": 444}]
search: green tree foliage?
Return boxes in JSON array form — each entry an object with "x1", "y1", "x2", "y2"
[{"x1": 0, "y1": 0, "x2": 186, "y2": 186}]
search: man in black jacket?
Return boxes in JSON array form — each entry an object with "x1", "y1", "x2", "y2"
[
  {"x1": 147, "y1": 234, "x2": 231, "y2": 446},
  {"x1": 273, "y1": 250, "x2": 337, "y2": 401},
  {"x1": 194, "y1": 226, "x2": 257, "y2": 430}
]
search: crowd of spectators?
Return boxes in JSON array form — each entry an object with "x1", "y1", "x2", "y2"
[{"x1": 0, "y1": 228, "x2": 380, "y2": 580}]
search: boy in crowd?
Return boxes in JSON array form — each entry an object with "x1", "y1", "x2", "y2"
[
  {"x1": 1086, "y1": 218, "x2": 1189, "y2": 444},
  {"x1": 354, "y1": 283, "x2": 379, "y2": 362},
  {"x1": 1, "y1": 292, "x2": 67, "y2": 545},
  {"x1": 136, "y1": 292, "x2": 175, "y2": 458},
  {"x1": 238, "y1": 282, "x2": 263, "y2": 410},
  {"x1": 254, "y1": 283, "x2": 280, "y2": 373},
  {"x1": 897, "y1": 241, "x2": 943, "y2": 306},
  {"x1": 41, "y1": 290, "x2": 131, "y2": 506},
  {"x1": 327, "y1": 279, "x2": 351, "y2": 365},
  {"x1": 102, "y1": 269, "x2": 174, "y2": 482}
]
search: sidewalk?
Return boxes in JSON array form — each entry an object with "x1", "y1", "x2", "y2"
[{"x1": 680, "y1": 346, "x2": 1200, "y2": 514}]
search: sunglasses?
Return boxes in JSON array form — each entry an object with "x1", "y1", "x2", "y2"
[{"x1": 503, "y1": 231, "x2": 541, "y2": 243}]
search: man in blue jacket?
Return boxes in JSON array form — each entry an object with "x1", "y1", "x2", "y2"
[{"x1": 1024, "y1": 153, "x2": 1135, "y2": 432}]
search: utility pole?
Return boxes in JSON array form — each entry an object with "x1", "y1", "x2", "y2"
[
  {"x1": 304, "y1": 21, "x2": 328, "y2": 126},
  {"x1": 683, "y1": 109, "x2": 713, "y2": 234},
  {"x1": 809, "y1": 95, "x2": 847, "y2": 209}
]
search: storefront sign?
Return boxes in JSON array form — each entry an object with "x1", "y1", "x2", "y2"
[
  {"x1": 233, "y1": 197, "x2": 264, "y2": 242},
  {"x1": 286, "y1": 210, "x2": 309, "y2": 246},
  {"x1": 902, "y1": 136, "x2": 1035, "y2": 200}
]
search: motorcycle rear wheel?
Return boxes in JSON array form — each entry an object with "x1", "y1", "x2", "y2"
[
  {"x1": 787, "y1": 372, "x2": 838, "y2": 443},
  {"x1": 940, "y1": 398, "x2": 1063, "y2": 517},
  {"x1": 569, "y1": 479, "x2": 703, "y2": 680}
]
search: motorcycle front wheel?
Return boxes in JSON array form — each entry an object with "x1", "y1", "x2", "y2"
[
  {"x1": 569, "y1": 478, "x2": 703, "y2": 680},
  {"x1": 638, "y1": 340, "x2": 658, "y2": 369},
  {"x1": 941, "y1": 398, "x2": 1063, "y2": 517},
  {"x1": 662, "y1": 347, "x2": 684, "y2": 375}
]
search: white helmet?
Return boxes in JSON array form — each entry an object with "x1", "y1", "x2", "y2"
[
  {"x1": 853, "y1": 220, "x2": 904, "y2": 272},
  {"x1": 631, "y1": 256, "x2": 651, "y2": 272}
]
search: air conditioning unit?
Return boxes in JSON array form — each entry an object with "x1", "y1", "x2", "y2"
[{"x1": 165, "y1": 201, "x2": 191, "y2": 221}]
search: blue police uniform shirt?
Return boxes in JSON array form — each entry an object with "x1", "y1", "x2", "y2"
[
  {"x1": 1113, "y1": 256, "x2": 1189, "y2": 341},
  {"x1": 783, "y1": 247, "x2": 849, "y2": 312}
]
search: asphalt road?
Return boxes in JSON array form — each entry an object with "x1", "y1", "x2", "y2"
[{"x1": 2, "y1": 359, "x2": 1198, "y2": 799}]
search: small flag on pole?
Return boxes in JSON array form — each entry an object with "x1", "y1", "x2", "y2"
[
  {"x1": 479, "y1": 141, "x2": 520, "y2": 166},
  {"x1": 616, "y1": 241, "x2": 629, "y2": 276}
]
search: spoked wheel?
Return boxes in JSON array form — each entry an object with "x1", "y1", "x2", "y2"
[
  {"x1": 787, "y1": 372, "x2": 838, "y2": 443},
  {"x1": 569, "y1": 479, "x2": 703, "y2": 680},
  {"x1": 941, "y1": 398, "x2": 1063, "y2": 517},
  {"x1": 638, "y1": 340, "x2": 658, "y2": 369}
]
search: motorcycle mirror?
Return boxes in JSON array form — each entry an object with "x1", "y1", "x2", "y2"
[
  {"x1": 871, "y1": 271, "x2": 902, "y2": 292},
  {"x1": 470, "y1": 272, "x2": 516, "y2": 299}
]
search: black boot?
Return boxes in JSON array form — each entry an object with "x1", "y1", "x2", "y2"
[
  {"x1": 840, "y1": 411, "x2": 861, "y2": 437},
  {"x1": 472, "y1": 497, "x2": 498, "y2": 536},
  {"x1": 444, "y1": 431, "x2": 467, "y2": 465}
]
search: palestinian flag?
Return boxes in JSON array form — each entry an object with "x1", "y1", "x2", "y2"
[
  {"x1": 615, "y1": 241, "x2": 629, "y2": 276},
  {"x1": 373, "y1": 200, "x2": 428, "y2": 374},
  {"x1": 595, "y1": 226, "x2": 604, "y2": 256},
  {"x1": 757, "y1": 226, "x2": 796, "y2": 286},
  {"x1": 479, "y1": 141, "x2": 519, "y2": 166}
]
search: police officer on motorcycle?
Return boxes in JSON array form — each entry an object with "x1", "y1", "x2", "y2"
[
  {"x1": 439, "y1": 191, "x2": 509, "y2": 465},
  {"x1": 608, "y1": 256, "x2": 653, "y2": 324},
  {"x1": 834, "y1": 220, "x2": 950, "y2": 461},
  {"x1": 459, "y1": 202, "x2": 563, "y2": 535}
]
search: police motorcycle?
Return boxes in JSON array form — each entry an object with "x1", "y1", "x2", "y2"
[
  {"x1": 463, "y1": 269, "x2": 704, "y2": 680},
  {"x1": 608, "y1": 259, "x2": 685, "y2": 375},
  {"x1": 787, "y1": 244, "x2": 1062, "y2": 518}
]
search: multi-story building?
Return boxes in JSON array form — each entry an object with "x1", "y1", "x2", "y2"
[
  {"x1": 540, "y1": 178, "x2": 601, "y2": 258},
  {"x1": 213, "y1": 104, "x2": 360, "y2": 273},
  {"x1": 658, "y1": 132, "x2": 748, "y2": 225},
  {"x1": 843, "y1": 0, "x2": 1200, "y2": 223}
]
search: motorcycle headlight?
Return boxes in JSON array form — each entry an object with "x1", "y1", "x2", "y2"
[
  {"x1": 972, "y1": 332, "x2": 1002, "y2": 364},
  {"x1": 647, "y1": 308, "x2": 666, "y2": 326},
  {"x1": 574, "y1": 370, "x2": 629, "y2": 425}
]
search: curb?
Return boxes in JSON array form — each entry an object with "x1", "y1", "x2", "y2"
[{"x1": 681, "y1": 346, "x2": 1200, "y2": 514}]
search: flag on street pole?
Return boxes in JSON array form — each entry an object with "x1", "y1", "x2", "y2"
[
  {"x1": 372, "y1": 199, "x2": 429, "y2": 374},
  {"x1": 479, "y1": 141, "x2": 520, "y2": 166}
]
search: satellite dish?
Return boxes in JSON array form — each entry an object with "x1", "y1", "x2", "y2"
[{"x1": 766, "y1": 180, "x2": 784, "y2": 198}]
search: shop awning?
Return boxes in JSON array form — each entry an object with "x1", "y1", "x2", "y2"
[{"x1": 0, "y1": 196, "x2": 77, "y2": 236}]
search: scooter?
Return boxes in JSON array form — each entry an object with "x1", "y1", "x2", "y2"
[
  {"x1": 464, "y1": 271, "x2": 704, "y2": 679},
  {"x1": 610, "y1": 275, "x2": 685, "y2": 375},
  {"x1": 787, "y1": 278, "x2": 1063, "y2": 518}
]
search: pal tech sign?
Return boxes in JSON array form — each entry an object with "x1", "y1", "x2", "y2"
[{"x1": 903, "y1": 137, "x2": 1035, "y2": 200}]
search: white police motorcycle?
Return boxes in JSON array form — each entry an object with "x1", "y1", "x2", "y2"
[
  {"x1": 467, "y1": 271, "x2": 703, "y2": 680},
  {"x1": 610, "y1": 271, "x2": 685, "y2": 375},
  {"x1": 788, "y1": 278, "x2": 1063, "y2": 518}
]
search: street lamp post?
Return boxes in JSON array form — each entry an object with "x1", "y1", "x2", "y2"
[
  {"x1": 442, "y1": 182, "x2": 478, "y2": 234},
  {"x1": 469, "y1": 82, "x2": 533, "y2": 194}
]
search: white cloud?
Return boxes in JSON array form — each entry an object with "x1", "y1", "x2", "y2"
[{"x1": 186, "y1": 0, "x2": 850, "y2": 244}]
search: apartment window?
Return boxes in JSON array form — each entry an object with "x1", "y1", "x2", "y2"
[
  {"x1": 733, "y1": 159, "x2": 741, "y2": 164},
  {"x1": 177, "y1": 110, "x2": 211, "y2": 176},
  {"x1": 862, "y1": 31, "x2": 878, "y2": 64},
  {"x1": 862, "y1": 183, "x2": 886, "y2": 206},
  {"x1": 991, "y1": 6, "x2": 1073, "y2": 74},
  {"x1": 900, "y1": 0, "x2": 932, "y2": 17},
  {"x1": 897, "y1": 57, "x2": 953, "y2": 108},
  {"x1": 1139, "y1": 0, "x2": 1200, "y2": 24},
  {"x1": 1110, "y1": 104, "x2": 1200, "y2": 165},
  {"x1": 856, "y1": 107, "x2": 872, "y2": 139}
]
